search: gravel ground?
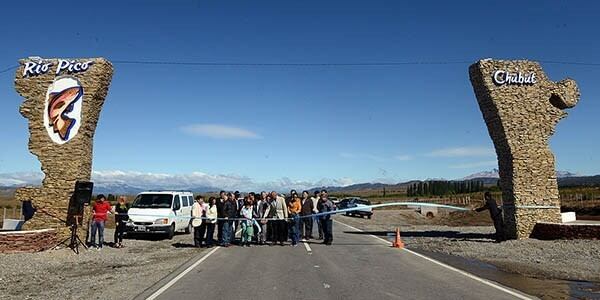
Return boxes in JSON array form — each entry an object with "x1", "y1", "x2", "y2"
[
  {"x1": 0, "y1": 229, "x2": 202, "y2": 300},
  {"x1": 337, "y1": 210, "x2": 600, "y2": 283}
]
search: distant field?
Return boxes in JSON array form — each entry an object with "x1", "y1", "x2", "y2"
[{"x1": 0, "y1": 195, "x2": 20, "y2": 210}]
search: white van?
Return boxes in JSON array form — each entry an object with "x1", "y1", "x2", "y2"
[{"x1": 126, "y1": 191, "x2": 194, "y2": 239}]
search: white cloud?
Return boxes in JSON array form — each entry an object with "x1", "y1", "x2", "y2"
[
  {"x1": 181, "y1": 124, "x2": 261, "y2": 139},
  {"x1": 394, "y1": 155, "x2": 413, "y2": 161},
  {"x1": 427, "y1": 146, "x2": 495, "y2": 158},
  {"x1": 449, "y1": 160, "x2": 498, "y2": 169}
]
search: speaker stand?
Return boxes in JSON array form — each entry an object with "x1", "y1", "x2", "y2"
[{"x1": 56, "y1": 223, "x2": 88, "y2": 254}]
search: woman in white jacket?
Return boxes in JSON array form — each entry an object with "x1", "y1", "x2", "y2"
[
  {"x1": 191, "y1": 196, "x2": 206, "y2": 247},
  {"x1": 271, "y1": 191, "x2": 288, "y2": 246},
  {"x1": 205, "y1": 197, "x2": 218, "y2": 248}
]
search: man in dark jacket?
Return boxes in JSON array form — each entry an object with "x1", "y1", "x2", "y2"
[
  {"x1": 221, "y1": 193, "x2": 237, "y2": 247},
  {"x1": 317, "y1": 190, "x2": 335, "y2": 245},
  {"x1": 216, "y1": 191, "x2": 226, "y2": 245},
  {"x1": 473, "y1": 192, "x2": 505, "y2": 242},
  {"x1": 300, "y1": 191, "x2": 314, "y2": 240},
  {"x1": 232, "y1": 192, "x2": 242, "y2": 244}
]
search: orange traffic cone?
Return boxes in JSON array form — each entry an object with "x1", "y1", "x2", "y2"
[{"x1": 392, "y1": 227, "x2": 404, "y2": 248}]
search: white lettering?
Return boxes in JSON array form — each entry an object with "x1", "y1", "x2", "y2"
[
  {"x1": 493, "y1": 70, "x2": 506, "y2": 85},
  {"x1": 492, "y1": 70, "x2": 536, "y2": 86},
  {"x1": 22, "y1": 61, "x2": 52, "y2": 77},
  {"x1": 22, "y1": 62, "x2": 36, "y2": 77},
  {"x1": 56, "y1": 59, "x2": 70, "y2": 75},
  {"x1": 73, "y1": 62, "x2": 82, "y2": 72},
  {"x1": 56, "y1": 59, "x2": 93, "y2": 75},
  {"x1": 22, "y1": 58, "x2": 94, "y2": 77}
]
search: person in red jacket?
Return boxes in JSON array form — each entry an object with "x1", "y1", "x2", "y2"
[{"x1": 90, "y1": 194, "x2": 112, "y2": 250}]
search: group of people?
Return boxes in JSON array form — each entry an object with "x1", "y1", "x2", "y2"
[
  {"x1": 87, "y1": 189, "x2": 336, "y2": 250},
  {"x1": 191, "y1": 189, "x2": 335, "y2": 248}
]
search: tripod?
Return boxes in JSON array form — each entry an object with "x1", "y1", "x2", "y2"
[{"x1": 56, "y1": 215, "x2": 88, "y2": 254}]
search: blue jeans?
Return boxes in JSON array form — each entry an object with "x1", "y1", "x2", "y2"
[
  {"x1": 222, "y1": 220, "x2": 233, "y2": 245},
  {"x1": 90, "y1": 220, "x2": 105, "y2": 247},
  {"x1": 314, "y1": 216, "x2": 323, "y2": 238},
  {"x1": 290, "y1": 215, "x2": 300, "y2": 245}
]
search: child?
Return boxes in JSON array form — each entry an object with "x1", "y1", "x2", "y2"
[{"x1": 240, "y1": 199, "x2": 254, "y2": 247}]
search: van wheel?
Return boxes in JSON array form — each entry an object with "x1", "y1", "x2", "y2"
[
  {"x1": 367, "y1": 215, "x2": 372, "y2": 219},
  {"x1": 184, "y1": 222, "x2": 192, "y2": 234},
  {"x1": 167, "y1": 223, "x2": 175, "y2": 240}
]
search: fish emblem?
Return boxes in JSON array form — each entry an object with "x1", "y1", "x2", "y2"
[{"x1": 44, "y1": 77, "x2": 84, "y2": 143}]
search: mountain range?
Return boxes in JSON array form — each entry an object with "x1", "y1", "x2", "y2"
[
  {"x1": 0, "y1": 169, "x2": 597, "y2": 196},
  {"x1": 462, "y1": 168, "x2": 579, "y2": 180}
]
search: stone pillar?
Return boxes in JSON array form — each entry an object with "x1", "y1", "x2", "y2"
[
  {"x1": 469, "y1": 59, "x2": 579, "y2": 239},
  {"x1": 14, "y1": 57, "x2": 113, "y2": 236}
]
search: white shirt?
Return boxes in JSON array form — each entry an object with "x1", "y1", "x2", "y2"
[{"x1": 311, "y1": 197, "x2": 319, "y2": 213}]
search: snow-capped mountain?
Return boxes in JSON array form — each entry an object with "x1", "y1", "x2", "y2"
[{"x1": 463, "y1": 169, "x2": 580, "y2": 180}]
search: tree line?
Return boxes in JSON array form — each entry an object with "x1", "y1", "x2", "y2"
[{"x1": 406, "y1": 180, "x2": 485, "y2": 197}]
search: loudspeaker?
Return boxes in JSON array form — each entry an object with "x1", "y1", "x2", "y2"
[
  {"x1": 74, "y1": 181, "x2": 94, "y2": 206},
  {"x1": 66, "y1": 181, "x2": 94, "y2": 226}
]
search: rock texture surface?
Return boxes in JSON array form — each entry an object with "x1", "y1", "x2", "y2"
[
  {"x1": 14, "y1": 57, "x2": 113, "y2": 237},
  {"x1": 469, "y1": 59, "x2": 580, "y2": 239},
  {"x1": 531, "y1": 222, "x2": 600, "y2": 240},
  {"x1": 0, "y1": 229, "x2": 58, "y2": 253}
]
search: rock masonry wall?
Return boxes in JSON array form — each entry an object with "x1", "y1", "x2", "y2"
[
  {"x1": 13, "y1": 57, "x2": 113, "y2": 237},
  {"x1": 469, "y1": 59, "x2": 580, "y2": 239},
  {"x1": 0, "y1": 229, "x2": 58, "y2": 253}
]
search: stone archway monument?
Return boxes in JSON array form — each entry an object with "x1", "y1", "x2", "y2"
[
  {"x1": 14, "y1": 57, "x2": 113, "y2": 232},
  {"x1": 469, "y1": 59, "x2": 580, "y2": 239}
]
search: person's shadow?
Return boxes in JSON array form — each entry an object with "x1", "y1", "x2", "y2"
[{"x1": 171, "y1": 242, "x2": 197, "y2": 248}]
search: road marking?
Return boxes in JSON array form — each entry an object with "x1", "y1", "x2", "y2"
[
  {"x1": 303, "y1": 241, "x2": 312, "y2": 253},
  {"x1": 334, "y1": 220, "x2": 534, "y2": 300},
  {"x1": 145, "y1": 246, "x2": 220, "y2": 300},
  {"x1": 144, "y1": 228, "x2": 244, "y2": 300}
]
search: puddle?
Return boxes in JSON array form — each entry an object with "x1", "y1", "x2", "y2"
[{"x1": 413, "y1": 249, "x2": 600, "y2": 300}]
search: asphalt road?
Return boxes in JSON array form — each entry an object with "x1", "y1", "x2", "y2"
[{"x1": 143, "y1": 219, "x2": 532, "y2": 300}]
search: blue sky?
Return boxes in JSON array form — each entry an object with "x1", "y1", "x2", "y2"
[{"x1": 0, "y1": 0, "x2": 599, "y2": 188}]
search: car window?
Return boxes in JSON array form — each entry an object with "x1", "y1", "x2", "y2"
[
  {"x1": 173, "y1": 195, "x2": 181, "y2": 210},
  {"x1": 181, "y1": 195, "x2": 188, "y2": 207},
  {"x1": 131, "y1": 194, "x2": 173, "y2": 209},
  {"x1": 185, "y1": 196, "x2": 192, "y2": 207}
]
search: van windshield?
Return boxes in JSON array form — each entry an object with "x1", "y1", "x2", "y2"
[{"x1": 131, "y1": 194, "x2": 173, "y2": 209}]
